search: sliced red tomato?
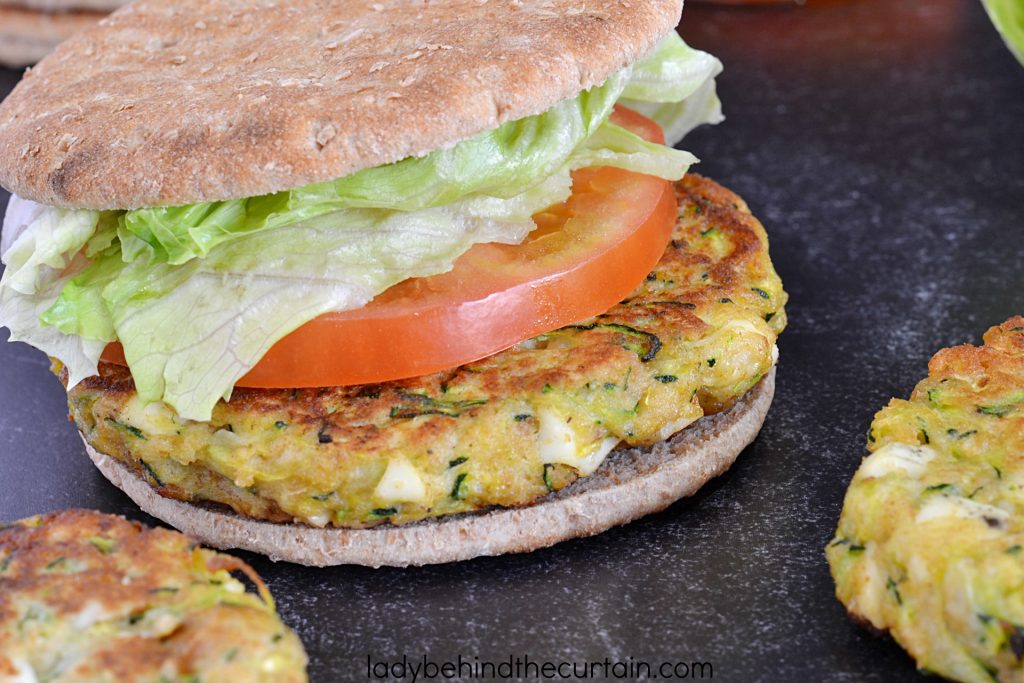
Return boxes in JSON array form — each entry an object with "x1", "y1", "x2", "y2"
[{"x1": 101, "y1": 107, "x2": 678, "y2": 387}]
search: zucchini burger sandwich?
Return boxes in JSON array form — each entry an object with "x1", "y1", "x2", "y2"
[{"x1": 0, "y1": 0, "x2": 787, "y2": 566}]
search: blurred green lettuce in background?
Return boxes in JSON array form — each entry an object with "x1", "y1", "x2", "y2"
[{"x1": 982, "y1": 0, "x2": 1024, "y2": 66}]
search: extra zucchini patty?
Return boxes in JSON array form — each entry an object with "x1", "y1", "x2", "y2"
[
  {"x1": 62, "y1": 174, "x2": 787, "y2": 529},
  {"x1": 828, "y1": 317, "x2": 1024, "y2": 683},
  {"x1": 0, "y1": 509, "x2": 307, "y2": 682}
]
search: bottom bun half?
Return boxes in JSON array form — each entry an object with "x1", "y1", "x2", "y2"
[{"x1": 84, "y1": 368, "x2": 775, "y2": 568}]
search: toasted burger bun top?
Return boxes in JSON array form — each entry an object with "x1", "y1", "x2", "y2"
[{"x1": 0, "y1": 0, "x2": 683, "y2": 210}]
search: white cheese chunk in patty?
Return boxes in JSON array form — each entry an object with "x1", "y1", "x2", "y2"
[
  {"x1": 374, "y1": 458, "x2": 428, "y2": 504},
  {"x1": 860, "y1": 443, "x2": 936, "y2": 480},
  {"x1": 538, "y1": 409, "x2": 619, "y2": 476},
  {"x1": 916, "y1": 496, "x2": 1010, "y2": 526}
]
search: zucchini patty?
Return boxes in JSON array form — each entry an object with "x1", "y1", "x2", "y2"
[
  {"x1": 828, "y1": 317, "x2": 1024, "y2": 683},
  {"x1": 0, "y1": 509, "x2": 307, "y2": 682},
  {"x1": 62, "y1": 174, "x2": 787, "y2": 528}
]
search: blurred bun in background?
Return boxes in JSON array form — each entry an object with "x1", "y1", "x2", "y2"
[{"x1": 0, "y1": 1, "x2": 127, "y2": 68}]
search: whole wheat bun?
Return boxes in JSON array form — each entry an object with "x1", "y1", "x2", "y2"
[
  {"x1": 84, "y1": 369, "x2": 775, "y2": 568},
  {"x1": 0, "y1": 7, "x2": 106, "y2": 68},
  {"x1": 0, "y1": 0, "x2": 683, "y2": 210}
]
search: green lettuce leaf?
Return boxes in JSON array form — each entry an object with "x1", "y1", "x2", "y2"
[
  {"x1": 573, "y1": 122, "x2": 697, "y2": 177},
  {"x1": 2, "y1": 204, "x2": 97, "y2": 295},
  {"x1": 0, "y1": 199, "x2": 106, "y2": 385},
  {"x1": 0, "y1": 276, "x2": 107, "y2": 387},
  {"x1": 982, "y1": 0, "x2": 1024, "y2": 66},
  {"x1": 623, "y1": 30, "x2": 720, "y2": 103},
  {"x1": 620, "y1": 34, "x2": 723, "y2": 145}
]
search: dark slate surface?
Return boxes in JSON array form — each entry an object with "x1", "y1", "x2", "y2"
[{"x1": 1, "y1": 0, "x2": 1022, "y2": 680}]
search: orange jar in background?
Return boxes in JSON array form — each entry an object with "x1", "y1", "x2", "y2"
[{"x1": 690, "y1": 0, "x2": 802, "y2": 4}]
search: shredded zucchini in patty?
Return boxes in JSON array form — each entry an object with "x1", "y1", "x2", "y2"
[
  {"x1": 0, "y1": 509, "x2": 308, "y2": 682},
  {"x1": 828, "y1": 317, "x2": 1024, "y2": 683}
]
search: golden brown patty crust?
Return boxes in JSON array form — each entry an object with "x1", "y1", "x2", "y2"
[
  {"x1": 828, "y1": 317, "x2": 1024, "y2": 683},
  {"x1": 0, "y1": 508, "x2": 308, "y2": 682},
  {"x1": 65, "y1": 174, "x2": 787, "y2": 529}
]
